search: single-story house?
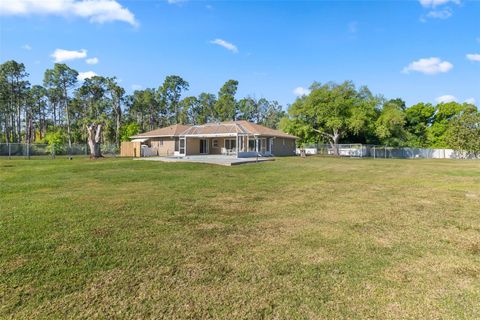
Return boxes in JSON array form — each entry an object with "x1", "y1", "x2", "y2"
[{"x1": 128, "y1": 120, "x2": 297, "y2": 158}]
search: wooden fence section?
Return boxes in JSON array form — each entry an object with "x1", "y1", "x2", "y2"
[{"x1": 120, "y1": 141, "x2": 141, "y2": 157}]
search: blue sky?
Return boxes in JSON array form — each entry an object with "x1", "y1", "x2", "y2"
[{"x1": 1, "y1": 0, "x2": 479, "y2": 108}]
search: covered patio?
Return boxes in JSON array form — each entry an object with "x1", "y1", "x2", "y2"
[{"x1": 175, "y1": 123, "x2": 274, "y2": 158}]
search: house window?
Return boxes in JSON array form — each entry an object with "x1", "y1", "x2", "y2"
[
  {"x1": 224, "y1": 139, "x2": 236, "y2": 150},
  {"x1": 282, "y1": 138, "x2": 285, "y2": 146},
  {"x1": 179, "y1": 138, "x2": 185, "y2": 154},
  {"x1": 248, "y1": 139, "x2": 256, "y2": 152},
  {"x1": 212, "y1": 139, "x2": 219, "y2": 148},
  {"x1": 259, "y1": 138, "x2": 267, "y2": 152},
  {"x1": 159, "y1": 138, "x2": 164, "y2": 146}
]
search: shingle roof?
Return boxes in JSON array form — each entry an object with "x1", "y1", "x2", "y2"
[
  {"x1": 130, "y1": 121, "x2": 297, "y2": 139},
  {"x1": 131, "y1": 124, "x2": 192, "y2": 138},
  {"x1": 181, "y1": 122, "x2": 248, "y2": 136}
]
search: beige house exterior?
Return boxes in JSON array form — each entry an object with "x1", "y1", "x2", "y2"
[{"x1": 129, "y1": 121, "x2": 297, "y2": 158}]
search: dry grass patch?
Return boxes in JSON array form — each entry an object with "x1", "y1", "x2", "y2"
[{"x1": 1, "y1": 157, "x2": 479, "y2": 319}]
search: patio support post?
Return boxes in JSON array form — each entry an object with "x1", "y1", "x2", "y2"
[{"x1": 236, "y1": 134, "x2": 239, "y2": 158}]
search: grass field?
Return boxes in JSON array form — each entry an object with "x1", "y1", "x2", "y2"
[{"x1": 1, "y1": 157, "x2": 480, "y2": 319}]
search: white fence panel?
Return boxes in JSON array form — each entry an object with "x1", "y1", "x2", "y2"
[{"x1": 299, "y1": 144, "x2": 479, "y2": 159}]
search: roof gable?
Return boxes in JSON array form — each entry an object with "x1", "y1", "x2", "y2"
[{"x1": 222, "y1": 120, "x2": 297, "y2": 138}]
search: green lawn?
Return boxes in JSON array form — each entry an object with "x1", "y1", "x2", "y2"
[{"x1": 1, "y1": 157, "x2": 480, "y2": 319}]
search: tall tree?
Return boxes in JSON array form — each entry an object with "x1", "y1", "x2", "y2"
[
  {"x1": 197, "y1": 92, "x2": 217, "y2": 123},
  {"x1": 262, "y1": 100, "x2": 285, "y2": 129},
  {"x1": 46, "y1": 87, "x2": 62, "y2": 127},
  {"x1": 215, "y1": 80, "x2": 238, "y2": 121},
  {"x1": 282, "y1": 81, "x2": 379, "y2": 154},
  {"x1": 446, "y1": 110, "x2": 480, "y2": 157},
  {"x1": 0, "y1": 70, "x2": 7, "y2": 142},
  {"x1": 76, "y1": 76, "x2": 110, "y2": 158},
  {"x1": 158, "y1": 75, "x2": 189, "y2": 124},
  {"x1": 404, "y1": 102, "x2": 435, "y2": 147},
  {"x1": 26, "y1": 85, "x2": 48, "y2": 142},
  {"x1": 179, "y1": 96, "x2": 199, "y2": 124},
  {"x1": 237, "y1": 97, "x2": 258, "y2": 122},
  {"x1": 106, "y1": 77, "x2": 125, "y2": 147},
  {"x1": 427, "y1": 102, "x2": 477, "y2": 148},
  {"x1": 375, "y1": 98, "x2": 407, "y2": 146},
  {"x1": 43, "y1": 64, "x2": 78, "y2": 148},
  {"x1": 0, "y1": 60, "x2": 30, "y2": 143}
]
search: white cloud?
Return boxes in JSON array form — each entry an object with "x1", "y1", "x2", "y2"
[
  {"x1": 293, "y1": 87, "x2": 311, "y2": 97},
  {"x1": 51, "y1": 48, "x2": 87, "y2": 62},
  {"x1": 210, "y1": 39, "x2": 238, "y2": 53},
  {"x1": 22, "y1": 44, "x2": 32, "y2": 50},
  {"x1": 466, "y1": 53, "x2": 480, "y2": 62},
  {"x1": 419, "y1": 0, "x2": 460, "y2": 20},
  {"x1": 426, "y1": 8, "x2": 452, "y2": 19},
  {"x1": 77, "y1": 71, "x2": 97, "y2": 81},
  {"x1": 465, "y1": 98, "x2": 476, "y2": 105},
  {"x1": 131, "y1": 84, "x2": 142, "y2": 90},
  {"x1": 419, "y1": 0, "x2": 459, "y2": 8},
  {"x1": 0, "y1": 0, "x2": 138, "y2": 26},
  {"x1": 435, "y1": 95, "x2": 457, "y2": 103},
  {"x1": 402, "y1": 57, "x2": 453, "y2": 75},
  {"x1": 86, "y1": 57, "x2": 99, "y2": 65}
]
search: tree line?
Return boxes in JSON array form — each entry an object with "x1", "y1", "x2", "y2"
[
  {"x1": 281, "y1": 81, "x2": 480, "y2": 156},
  {"x1": 2, "y1": 61, "x2": 479, "y2": 157},
  {"x1": 0, "y1": 60, "x2": 285, "y2": 156}
]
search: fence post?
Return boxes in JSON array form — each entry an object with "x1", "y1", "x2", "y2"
[
  {"x1": 8, "y1": 143, "x2": 11, "y2": 160},
  {"x1": 51, "y1": 144, "x2": 55, "y2": 159},
  {"x1": 27, "y1": 142, "x2": 30, "y2": 160},
  {"x1": 385, "y1": 146, "x2": 387, "y2": 159},
  {"x1": 373, "y1": 146, "x2": 376, "y2": 159}
]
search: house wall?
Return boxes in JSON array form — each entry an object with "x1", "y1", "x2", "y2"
[
  {"x1": 184, "y1": 137, "x2": 237, "y2": 155},
  {"x1": 149, "y1": 137, "x2": 176, "y2": 156},
  {"x1": 184, "y1": 136, "x2": 295, "y2": 156},
  {"x1": 209, "y1": 137, "x2": 232, "y2": 155},
  {"x1": 139, "y1": 135, "x2": 295, "y2": 157},
  {"x1": 271, "y1": 137, "x2": 296, "y2": 156}
]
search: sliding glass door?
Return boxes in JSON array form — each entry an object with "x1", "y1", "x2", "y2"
[
  {"x1": 200, "y1": 139, "x2": 209, "y2": 154},
  {"x1": 179, "y1": 138, "x2": 185, "y2": 155}
]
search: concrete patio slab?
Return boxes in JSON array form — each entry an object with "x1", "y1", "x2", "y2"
[{"x1": 134, "y1": 155, "x2": 275, "y2": 166}]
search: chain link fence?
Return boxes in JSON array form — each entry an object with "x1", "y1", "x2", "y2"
[
  {"x1": 297, "y1": 144, "x2": 478, "y2": 159},
  {"x1": 0, "y1": 143, "x2": 119, "y2": 159}
]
